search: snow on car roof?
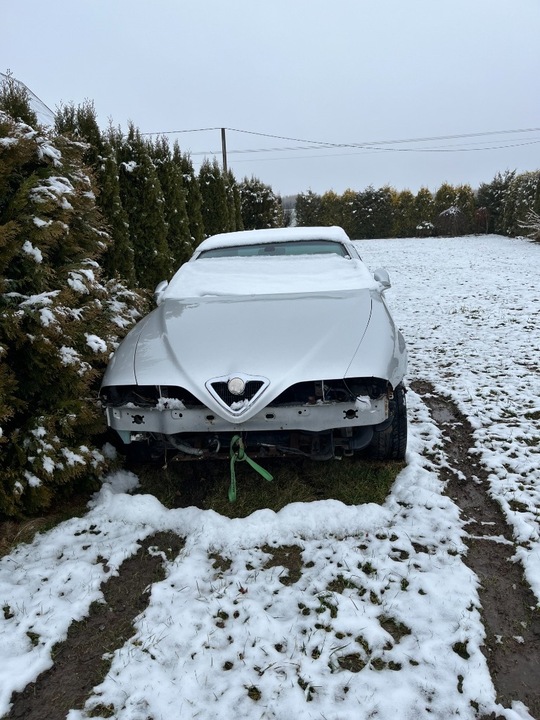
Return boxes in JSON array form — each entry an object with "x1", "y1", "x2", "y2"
[
  {"x1": 195, "y1": 226, "x2": 350, "y2": 253},
  {"x1": 162, "y1": 254, "x2": 377, "y2": 299}
]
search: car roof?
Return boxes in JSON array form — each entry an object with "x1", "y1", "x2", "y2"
[{"x1": 194, "y1": 226, "x2": 351, "y2": 255}]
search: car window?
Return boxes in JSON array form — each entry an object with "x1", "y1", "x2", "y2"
[{"x1": 198, "y1": 240, "x2": 350, "y2": 259}]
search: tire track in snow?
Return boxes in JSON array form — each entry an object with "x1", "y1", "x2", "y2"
[
  {"x1": 4, "y1": 532, "x2": 185, "y2": 720},
  {"x1": 413, "y1": 380, "x2": 540, "y2": 718}
]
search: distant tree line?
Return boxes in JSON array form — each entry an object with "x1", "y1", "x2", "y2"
[{"x1": 295, "y1": 172, "x2": 540, "y2": 240}]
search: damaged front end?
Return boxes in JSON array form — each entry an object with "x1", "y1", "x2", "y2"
[{"x1": 100, "y1": 376, "x2": 395, "y2": 461}]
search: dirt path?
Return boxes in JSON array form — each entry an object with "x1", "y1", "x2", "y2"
[
  {"x1": 412, "y1": 381, "x2": 540, "y2": 718},
  {"x1": 5, "y1": 532, "x2": 184, "y2": 720}
]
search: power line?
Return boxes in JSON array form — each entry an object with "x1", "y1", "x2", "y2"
[
  {"x1": 223, "y1": 138, "x2": 540, "y2": 165},
  {"x1": 187, "y1": 137, "x2": 540, "y2": 158},
  {"x1": 140, "y1": 126, "x2": 222, "y2": 136},
  {"x1": 226, "y1": 125, "x2": 540, "y2": 148},
  {"x1": 140, "y1": 124, "x2": 540, "y2": 151}
]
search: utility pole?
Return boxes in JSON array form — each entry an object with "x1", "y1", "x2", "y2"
[{"x1": 221, "y1": 127, "x2": 228, "y2": 174}]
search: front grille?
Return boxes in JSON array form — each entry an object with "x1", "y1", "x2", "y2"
[
  {"x1": 100, "y1": 385, "x2": 204, "y2": 408},
  {"x1": 211, "y1": 380, "x2": 264, "y2": 407}
]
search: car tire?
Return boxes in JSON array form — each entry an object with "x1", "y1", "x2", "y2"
[{"x1": 367, "y1": 383, "x2": 407, "y2": 461}]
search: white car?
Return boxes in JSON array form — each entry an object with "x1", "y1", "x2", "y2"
[{"x1": 100, "y1": 227, "x2": 407, "y2": 461}]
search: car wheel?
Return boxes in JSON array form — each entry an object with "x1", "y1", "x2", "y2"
[{"x1": 367, "y1": 383, "x2": 407, "y2": 461}]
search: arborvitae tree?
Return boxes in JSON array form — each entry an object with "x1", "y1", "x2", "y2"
[
  {"x1": 0, "y1": 70, "x2": 38, "y2": 127},
  {"x1": 393, "y1": 189, "x2": 417, "y2": 237},
  {"x1": 179, "y1": 151, "x2": 205, "y2": 247},
  {"x1": 319, "y1": 190, "x2": 343, "y2": 227},
  {"x1": 151, "y1": 136, "x2": 192, "y2": 269},
  {"x1": 433, "y1": 182, "x2": 457, "y2": 218},
  {"x1": 0, "y1": 111, "x2": 145, "y2": 517},
  {"x1": 55, "y1": 101, "x2": 78, "y2": 135},
  {"x1": 454, "y1": 184, "x2": 476, "y2": 233},
  {"x1": 226, "y1": 170, "x2": 243, "y2": 232},
  {"x1": 55, "y1": 100, "x2": 102, "y2": 164},
  {"x1": 476, "y1": 170, "x2": 515, "y2": 234},
  {"x1": 199, "y1": 158, "x2": 229, "y2": 237},
  {"x1": 502, "y1": 171, "x2": 540, "y2": 236},
  {"x1": 117, "y1": 124, "x2": 170, "y2": 288},
  {"x1": 295, "y1": 190, "x2": 322, "y2": 227},
  {"x1": 340, "y1": 189, "x2": 362, "y2": 238},
  {"x1": 98, "y1": 144, "x2": 135, "y2": 284},
  {"x1": 56, "y1": 102, "x2": 135, "y2": 284},
  {"x1": 239, "y1": 176, "x2": 282, "y2": 230},
  {"x1": 414, "y1": 187, "x2": 435, "y2": 236},
  {"x1": 433, "y1": 181, "x2": 476, "y2": 235},
  {"x1": 359, "y1": 186, "x2": 394, "y2": 238}
]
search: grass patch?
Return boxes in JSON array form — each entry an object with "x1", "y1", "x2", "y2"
[
  {"x1": 452, "y1": 641, "x2": 470, "y2": 660},
  {"x1": 0, "y1": 494, "x2": 91, "y2": 558},
  {"x1": 135, "y1": 456, "x2": 402, "y2": 516},
  {"x1": 327, "y1": 574, "x2": 360, "y2": 594},
  {"x1": 379, "y1": 616, "x2": 412, "y2": 643},
  {"x1": 209, "y1": 552, "x2": 232, "y2": 575},
  {"x1": 262, "y1": 544, "x2": 303, "y2": 585},
  {"x1": 0, "y1": 454, "x2": 400, "y2": 556},
  {"x1": 246, "y1": 685, "x2": 262, "y2": 701},
  {"x1": 337, "y1": 653, "x2": 367, "y2": 672}
]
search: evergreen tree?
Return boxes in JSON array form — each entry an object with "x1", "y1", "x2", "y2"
[
  {"x1": 239, "y1": 176, "x2": 282, "y2": 229},
  {"x1": 198, "y1": 158, "x2": 229, "y2": 237},
  {"x1": 502, "y1": 171, "x2": 540, "y2": 236},
  {"x1": 226, "y1": 170, "x2": 243, "y2": 232},
  {"x1": 433, "y1": 182, "x2": 457, "y2": 218},
  {"x1": 55, "y1": 100, "x2": 102, "y2": 164},
  {"x1": 414, "y1": 187, "x2": 435, "y2": 236},
  {"x1": 98, "y1": 144, "x2": 135, "y2": 284},
  {"x1": 0, "y1": 71, "x2": 38, "y2": 127},
  {"x1": 295, "y1": 190, "x2": 322, "y2": 227},
  {"x1": 319, "y1": 190, "x2": 343, "y2": 227},
  {"x1": 477, "y1": 170, "x2": 516, "y2": 234},
  {"x1": 359, "y1": 186, "x2": 394, "y2": 238},
  {"x1": 454, "y1": 184, "x2": 476, "y2": 232},
  {"x1": 340, "y1": 189, "x2": 362, "y2": 238},
  {"x1": 393, "y1": 189, "x2": 417, "y2": 237},
  {"x1": 117, "y1": 124, "x2": 170, "y2": 288},
  {"x1": 54, "y1": 101, "x2": 78, "y2": 136},
  {"x1": 55, "y1": 102, "x2": 135, "y2": 284},
  {"x1": 0, "y1": 111, "x2": 144, "y2": 516},
  {"x1": 151, "y1": 136, "x2": 192, "y2": 268},
  {"x1": 179, "y1": 151, "x2": 205, "y2": 246}
]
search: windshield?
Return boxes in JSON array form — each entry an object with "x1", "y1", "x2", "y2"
[{"x1": 198, "y1": 239, "x2": 350, "y2": 259}]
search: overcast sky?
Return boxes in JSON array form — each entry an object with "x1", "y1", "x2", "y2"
[{"x1": 3, "y1": 0, "x2": 540, "y2": 197}]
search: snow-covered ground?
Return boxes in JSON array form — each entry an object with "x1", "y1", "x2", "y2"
[{"x1": 0, "y1": 235, "x2": 538, "y2": 720}]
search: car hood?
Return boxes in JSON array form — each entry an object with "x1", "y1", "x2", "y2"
[{"x1": 104, "y1": 289, "x2": 374, "y2": 421}]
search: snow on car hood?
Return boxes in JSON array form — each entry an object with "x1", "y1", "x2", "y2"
[{"x1": 131, "y1": 289, "x2": 373, "y2": 419}]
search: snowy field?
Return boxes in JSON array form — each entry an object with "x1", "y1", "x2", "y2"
[{"x1": 0, "y1": 234, "x2": 539, "y2": 720}]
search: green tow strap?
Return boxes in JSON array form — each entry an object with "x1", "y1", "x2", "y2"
[{"x1": 229, "y1": 435, "x2": 273, "y2": 502}]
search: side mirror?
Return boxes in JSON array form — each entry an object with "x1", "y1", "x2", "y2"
[
  {"x1": 154, "y1": 279, "x2": 169, "y2": 305},
  {"x1": 373, "y1": 268, "x2": 391, "y2": 291}
]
